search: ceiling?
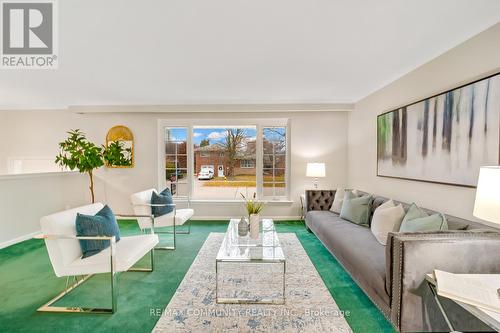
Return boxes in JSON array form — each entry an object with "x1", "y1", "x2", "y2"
[{"x1": 2, "y1": 0, "x2": 500, "y2": 110}]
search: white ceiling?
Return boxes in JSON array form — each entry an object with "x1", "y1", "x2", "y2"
[{"x1": 2, "y1": 0, "x2": 500, "y2": 110}]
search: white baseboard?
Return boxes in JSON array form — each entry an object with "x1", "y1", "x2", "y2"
[
  {"x1": 192, "y1": 216, "x2": 302, "y2": 221},
  {"x1": 0, "y1": 230, "x2": 41, "y2": 249}
]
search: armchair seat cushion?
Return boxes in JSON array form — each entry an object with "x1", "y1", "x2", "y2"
[
  {"x1": 154, "y1": 208, "x2": 194, "y2": 228},
  {"x1": 62, "y1": 234, "x2": 159, "y2": 276}
]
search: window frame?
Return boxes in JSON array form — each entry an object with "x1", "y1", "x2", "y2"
[
  {"x1": 240, "y1": 159, "x2": 256, "y2": 169},
  {"x1": 263, "y1": 126, "x2": 288, "y2": 198},
  {"x1": 163, "y1": 127, "x2": 189, "y2": 197},
  {"x1": 157, "y1": 118, "x2": 290, "y2": 201}
]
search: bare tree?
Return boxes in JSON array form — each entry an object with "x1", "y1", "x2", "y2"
[
  {"x1": 224, "y1": 128, "x2": 247, "y2": 178},
  {"x1": 264, "y1": 128, "x2": 286, "y2": 152}
]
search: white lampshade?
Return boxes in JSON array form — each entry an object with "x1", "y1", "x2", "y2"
[
  {"x1": 473, "y1": 166, "x2": 500, "y2": 224},
  {"x1": 306, "y1": 163, "x2": 326, "y2": 178}
]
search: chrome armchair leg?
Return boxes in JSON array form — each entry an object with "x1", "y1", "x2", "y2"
[
  {"x1": 164, "y1": 221, "x2": 191, "y2": 234},
  {"x1": 37, "y1": 274, "x2": 115, "y2": 314},
  {"x1": 38, "y1": 250, "x2": 154, "y2": 315},
  {"x1": 154, "y1": 236, "x2": 176, "y2": 250},
  {"x1": 153, "y1": 217, "x2": 177, "y2": 250},
  {"x1": 38, "y1": 246, "x2": 154, "y2": 314},
  {"x1": 153, "y1": 228, "x2": 176, "y2": 250},
  {"x1": 127, "y1": 249, "x2": 155, "y2": 272},
  {"x1": 111, "y1": 269, "x2": 117, "y2": 313}
]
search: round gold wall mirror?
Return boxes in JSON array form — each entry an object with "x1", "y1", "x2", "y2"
[{"x1": 105, "y1": 125, "x2": 134, "y2": 168}]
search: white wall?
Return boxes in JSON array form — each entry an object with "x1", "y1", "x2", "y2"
[
  {"x1": 348, "y1": 23, "x2": 500, "y2": 222},
  {"x1": 0, "y1": 172, "x2": 87, "y2": 247},
  {"x1": 0, "y1": 110, "x2": 348, "y2": 238}
]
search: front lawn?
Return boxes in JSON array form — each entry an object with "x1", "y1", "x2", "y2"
[{"x1": 202, "y1": 175, "x2": 285, "y2": 187}]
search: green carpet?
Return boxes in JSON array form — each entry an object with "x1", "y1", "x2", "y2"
[{"x1": 0, "y1": 220, "x2": 394, "y2": 333}]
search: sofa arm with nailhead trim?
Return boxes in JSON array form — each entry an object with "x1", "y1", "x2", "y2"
[{"x1": 387, "y1": 231, "x2": 500, "y2": 332}]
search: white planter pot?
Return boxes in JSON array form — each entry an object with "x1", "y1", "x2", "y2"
[{"x1": 249, "y1": 214, "x2": 260, "y2": 239}]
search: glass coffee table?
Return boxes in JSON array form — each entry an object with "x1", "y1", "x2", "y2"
[{"x1": 215, "y1": 218, "x2": 286, "y2": 304}]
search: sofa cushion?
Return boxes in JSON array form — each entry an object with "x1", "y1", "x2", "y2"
[
  {"x1": 330, "y1": 188, "x2": 345, "y2": 214},
  {"x1": 340, "y1": 191, "x2": 372, "y2": 226},
  {"x1": 400, "y1": 203, "x2": 427, "y2": 227},
  {"x1": 400, "y1": 213, "x2": 448, "y2": 232},
  {"x1": 371, "y1": 201, "x2": 405, "y2": 245},
  {"x1": 447, "y1": 219, "x2": 469, "y2": 230},
  {"x1": 306, "y1": 210, "x2": 389, "y2": 307}
]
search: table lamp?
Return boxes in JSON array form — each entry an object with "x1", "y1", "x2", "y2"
[
  {"x1": 473, "y1": 166, "x2": 500, "y2": 225},
  {"x1": 306, "y1": 163, "x2": 325, "y2": 189}
]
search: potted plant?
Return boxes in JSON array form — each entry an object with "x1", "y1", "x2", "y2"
[
  {"x1": 55, "y1": 129, "x2": 104, "y2": 203},
  {"x1": 241, "y1": 193, "x2": 264, "y2": 239}
]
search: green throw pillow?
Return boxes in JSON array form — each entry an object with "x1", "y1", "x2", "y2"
[
  {"x1": 340, "y1": 191, "x2": 373, "y2": 226},
  {"x1": 399, "y1": 213, "x2": 448, "y2": 232},
  {"x1": 396, "y1": 203, "x2": 427, "y2": 231}
]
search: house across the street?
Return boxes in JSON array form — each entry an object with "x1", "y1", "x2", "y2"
[
  {"x1": 193, "y1": 138, "x2": 286, "y2": 178},
  {"x1": 194, "y1": 142, "x2": 256, "y2": 177}
]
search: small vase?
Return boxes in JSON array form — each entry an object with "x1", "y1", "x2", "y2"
[
  {"x1": 249, "y1": 214, "x2": 260, "y2": 239},
  {"x1": 238, "y1": 217, "x2": 249, "y2": 236}
]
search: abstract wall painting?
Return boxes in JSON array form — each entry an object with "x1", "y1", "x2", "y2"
[{"x1": 377, "y1": 73, "x2": 500, "y2": 187}]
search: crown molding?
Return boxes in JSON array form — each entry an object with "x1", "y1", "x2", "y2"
[{"x1": 68, "y1": 103, "x2": 354, "y2": 114}]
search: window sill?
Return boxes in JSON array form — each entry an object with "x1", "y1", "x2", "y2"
[{"x1": 174, "y1": 198, "x2": 293, "y2": 205}]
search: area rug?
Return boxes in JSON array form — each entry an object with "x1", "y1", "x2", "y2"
[{"x1": 153, "y1": 233, "x2": 353, "y2": 332}]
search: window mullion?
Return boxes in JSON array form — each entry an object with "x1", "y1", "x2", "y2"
[
  {"x1": 273, "y1": 140, "x2": 277, "y2": 196},
  {"x1": 187, "y1": 125, "x2": 194, "y2": 200},
  {"x1": 256, "y1": 124, "x2": 263, "y2": 200}
]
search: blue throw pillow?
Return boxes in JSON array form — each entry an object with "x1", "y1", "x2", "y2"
[
  {"x1": 151, "y1": 188, "x2": 174, "y2": 217},
  {"x1": 76, "y1": 205, "x2": 121, "y2": 258}
]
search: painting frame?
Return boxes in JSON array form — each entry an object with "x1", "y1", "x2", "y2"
[{"x1": 376, "y1": 71, "x2": 500, "y2": 188}]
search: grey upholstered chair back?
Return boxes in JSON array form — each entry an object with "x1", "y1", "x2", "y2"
[{"x1": 305, "y1": 190, "x2": 336, "y2": 211}]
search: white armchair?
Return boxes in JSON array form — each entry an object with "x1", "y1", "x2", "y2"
[
  {"x1": 130, "y1": 189, "x2": 194, "y2": 250},
  {"x1": 38, "y1": 203, "x2": 159, "y2": 314}
]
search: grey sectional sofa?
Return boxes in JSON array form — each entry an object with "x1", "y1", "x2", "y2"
[{"x1": 304, "y1": 189, "x2": 500, "y2": 332}]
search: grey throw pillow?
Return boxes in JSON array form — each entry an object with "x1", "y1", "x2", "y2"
[
  {"x1": 340, "y1": 191, "x2": 373, "y2": 226},
  {"x1": 330, "y1": 188, "x2": 359, "y2": 214}
]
